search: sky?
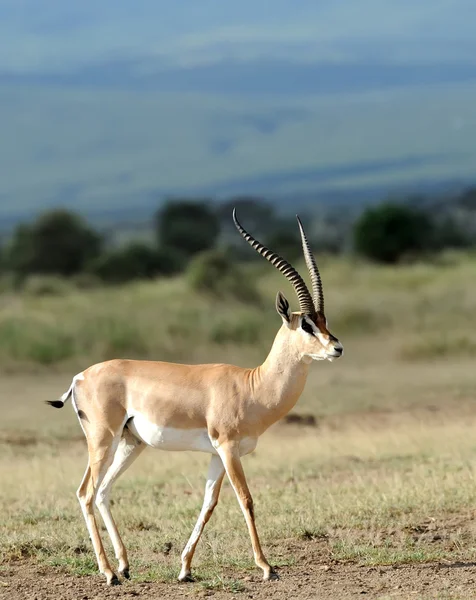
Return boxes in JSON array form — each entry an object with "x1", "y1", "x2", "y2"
[
  {"x1": 0, "y1": 0, "x2": 475, "y2": 221},
  {"x1": 2, "y1": 0, "x2": 476, "y2": 73}
]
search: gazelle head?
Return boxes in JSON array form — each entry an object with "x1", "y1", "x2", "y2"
[{"x1": 233, "y1": 209, "x2": 343, "y2": 363}]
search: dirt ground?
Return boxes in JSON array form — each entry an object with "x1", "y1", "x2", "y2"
[{"x1": 2, "y1": 538, "x2": 476, "y2": 600}]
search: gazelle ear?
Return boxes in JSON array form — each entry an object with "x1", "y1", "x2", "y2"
[{"x1": 276, "y1": 291, "x2": 292, "y2": 325}]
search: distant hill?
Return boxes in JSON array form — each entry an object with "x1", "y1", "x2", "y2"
[
  {"x1": 1, "y1": 79, "x2": 475, "y2": 229},
  {"x1": 1, "y1": 1, "x2": 476, "y2": 229}
]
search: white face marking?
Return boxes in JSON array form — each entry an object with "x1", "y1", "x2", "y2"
[
  {"x1": 316, "y1": 331, "x2": 330, "y2": 347},
  {"x1": 128, "y1": 415, "x2": 257, "y2": 457},
  {"x1": 299, "y1": 316, "x2": 327, "y2": 354},
  {"x1": 300, "y1": 316, "x2": 343, "y2": 361},
  {"x1": 301, "y1": 316, "x2": 328, "y2": 343}
]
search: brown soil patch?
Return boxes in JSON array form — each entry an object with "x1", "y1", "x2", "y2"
[{"x1": 2, "y1": 539, "x2": 476, "y2": 600}]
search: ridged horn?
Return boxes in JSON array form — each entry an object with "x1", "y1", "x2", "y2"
[
  {"x1": 296, "y1": 215, "x2": 325, "y2": 315},
  {"x1": 233, "y1": 208, "x2": 315, "y2": 316}
]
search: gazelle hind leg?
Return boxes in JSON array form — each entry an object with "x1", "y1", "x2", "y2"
[
  {"x1": 76, "y1": 428, "x2": 124, "y2": 585},
  {"x1": 179, "y1": 455, "x2": 225, "y2": 582},
  {"x1": 95, "y1": 428, "x2": 145, "y2": 579},
  {"x1": 215, "y1": 441, "x2": 278, "y2": 581}
]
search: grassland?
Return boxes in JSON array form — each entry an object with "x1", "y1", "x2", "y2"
[{"x1": 2, "y1": 252, "x2": 476, "y2": 599}]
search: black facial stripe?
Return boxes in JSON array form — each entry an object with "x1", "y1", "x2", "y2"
[{"x1": 301, "y1": 317, "x2": 315, "y2": 336}]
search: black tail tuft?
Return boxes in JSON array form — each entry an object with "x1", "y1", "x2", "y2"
[{"x1": 45, "y1": 400, "x2": 64, "y2": 409}]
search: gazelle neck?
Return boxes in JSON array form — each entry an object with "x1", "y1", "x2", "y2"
[{"x1": 251, "y1": 324, "x2": 311, "y2": 424}]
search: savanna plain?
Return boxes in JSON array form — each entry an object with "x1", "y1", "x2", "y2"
[{"x1": 2, "y1": 254, "x2": 476, "y2": 600}]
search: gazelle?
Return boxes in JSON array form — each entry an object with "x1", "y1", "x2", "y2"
[{"x1": 47, "y1": 209, "x2": 343, "y2": 585}]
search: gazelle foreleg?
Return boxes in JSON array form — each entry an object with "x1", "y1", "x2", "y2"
[
  {"x1": 95, "y1": 429, "x2": 145, "y2": 580},
  {"x1": 179, "y1": 454, "x2": 226, "y2": 582},
  {"x1": 216, "y1": 441, "x2": 278, "y2": 581}
]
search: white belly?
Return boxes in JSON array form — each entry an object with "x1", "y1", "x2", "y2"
[
  {"x1": 128, "y1": 415, "x2": 214, "y2": 453},
  {"x1": 127, "y1": 415, "x2": 257, "y2": 456}
]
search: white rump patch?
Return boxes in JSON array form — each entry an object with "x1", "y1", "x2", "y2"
[{"x1": 70, "y1": 372, "x2": 86, "y2": 433}]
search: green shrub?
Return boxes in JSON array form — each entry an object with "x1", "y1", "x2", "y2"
[
  {"x1": 156, "y1": 199, "x2": 220, "y2": 258},
  {"x1": 354, "y1": 203, "x2": 435, "y2": 264},
  {"x1": 79, "y1": 315, "x2": 149, "y2": 360},
  {"x1": 21, "y1": 275, "x2": 72, "y2": 297},
  {"x1": 187, "y1": 249, "x2": 261, "y2": 304},
  {"x1": 89, "y1": 243, "x2": 183, "y2": 284},
  {"x1": 0, "y1": 273, "x2": 21, "y2": 294},
  {"x1": 5, "y1": 209, "x2": 102, "y2": 277},
  {"x1": 209, "y1": 315, "x2": 262, "y2": 345},
  {"x1": 70, "y1": 272, "x2": 102, "y2": 290},
  {"x1": 264, "y1": 227, "x2": 302, "y2": 262},
  {"x1": 0, "y1": 317, "x2": 75, "y2": 365},
  {"x1": 155, "y1": 246, "x2": 187, "y2": 275}
]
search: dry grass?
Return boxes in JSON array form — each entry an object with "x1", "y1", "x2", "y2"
[
  {"x1": 2, "y1": 251, "x2": 476, "y2": 590},
  {"x1": 2, "y1": 402, "x2": 476, "y2": 584}
]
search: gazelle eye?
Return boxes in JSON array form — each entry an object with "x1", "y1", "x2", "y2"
[{"x1": 301, "y1": 319, "x2": 314, "y2": 335}]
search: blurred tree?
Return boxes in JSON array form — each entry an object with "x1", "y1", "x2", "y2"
[
  {"x1": 431, "y1": 215, "x2": 472, "y2": 251},
  {"x1": 457, "y1": 187, "x2": 476, "y2": 210},
  {"x1": 217, "y1": 197, "x2": 284, "y2": 261},
  {"x1": 217, "y1": 196, "x2": 276, "y2": 235},
  {"x1": 90, "y1": 242, "x2": 184, "y2": 284},
  {"x1": 156, "y1": 199, "x2": 220, "y2": 258},
  {"x1": 264, "y1": 223, "x2": 302, "y2": 262},
  {"x1": 6, "y1": 209, "x2": 102, "y2": 277},
  {"x1": 354, "y1": 202, "x2": 435, "y2": 263}
]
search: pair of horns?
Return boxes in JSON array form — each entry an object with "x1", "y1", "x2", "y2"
[{"x1": 232, "y1": 208, "x2": 324, "y2": 316}]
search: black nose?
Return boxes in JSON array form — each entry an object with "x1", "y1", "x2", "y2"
[{"x1": 334, "y1": 346, "x2": 343, "y2": 355}]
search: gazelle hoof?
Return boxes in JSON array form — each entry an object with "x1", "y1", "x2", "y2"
[
  {"x1": 120, "y1": 568, "x2": 130, "y2": 580},
  {"x1": 178, "y1": 571, "x2": 194, "y2": 583},
  {"x1": 264, "y1": 569, "x2": 279, "y2": 581},
  {"x1": 108, "y1": 574, "x2": 121, "y2": 586}
]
